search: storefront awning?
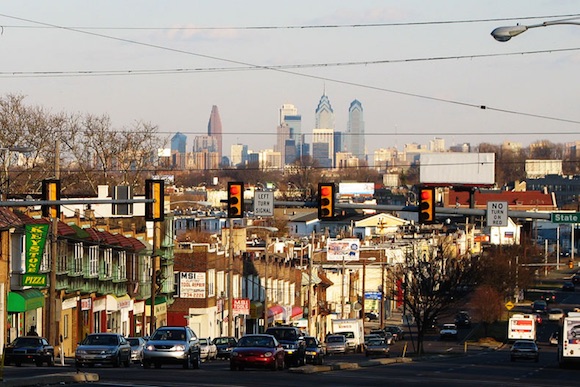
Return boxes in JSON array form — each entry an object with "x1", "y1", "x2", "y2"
[
  {"x1": 291, "y1": 306, "x2": 303, "y2": 320},
  {"x1": 8, "y1": 289, "x2": 45, "y2": 313},
  {"x1": 301, "y1": 272, "x2": 322, "y2": 286},
  {"x1": 145, "y1": 296, "x2": 167, "y2": 306}
]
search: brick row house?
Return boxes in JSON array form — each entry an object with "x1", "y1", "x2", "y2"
[{"x1": 0, "y1": 207, "x2": 175, "y2": 357}]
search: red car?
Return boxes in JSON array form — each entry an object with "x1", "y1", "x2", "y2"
[{"x1": 230, "y1": 334, "x2": 285, "y2": 371}]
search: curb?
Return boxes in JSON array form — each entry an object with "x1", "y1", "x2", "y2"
[
  {"x1": 288, "y1": 357, "x2": 412, "y2": 374},
  {"x1": 0, "y1": 372, "x2": 99, "y2": 387}
]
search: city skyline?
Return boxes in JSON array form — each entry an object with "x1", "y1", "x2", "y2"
[{"x1": 1, "y1": 2, "x2": 579, "y2": 157}]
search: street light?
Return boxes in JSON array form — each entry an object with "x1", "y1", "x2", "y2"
[{"x1": 491, "y1": 17, "x2": 580, "y2": 42}]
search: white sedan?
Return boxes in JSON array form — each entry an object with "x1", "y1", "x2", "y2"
[
  {"x1": 199, "y1": 338, "x2": 218, "y2": 361},
  {"x1": 548, "y1": 308, "x2": 564, "y2": 321},
  {"x1": 439, "y1": 324, "x2": 458, "y2": 340}
]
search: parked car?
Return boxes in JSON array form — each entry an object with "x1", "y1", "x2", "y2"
[
  {"x1": 127, "y1": 337, "x2": 147, "y2": 364},
  {"x1": 229, "y1": 334, "x2": 285, "y2": 371},
  {"x1": 549, "y1": 330, "x2": 559, "y2": 346},
  {"x1": 265, "y1": 326, "x2": 306, "y2": 366},
  {"x1": 142, "y1": 326, "x2": 201, "y2": 369},
  {"x1": 364, "y1": 334, "x2": 382, "y2": 345},
  {"x1": 75, "y1": 333, "x2": 131, "y2": 368},
  {"x1": 213, "y1": 336, "x2": 238, "y2": 359},
  {"x1": 454, "y1": 311, "x2": 472, "y2": 328},
  {"x1": 384, "y1": 325, "x2": 405, "y2": 341},
  {"x1": 304, "y1": 336, "x2": 325, "y2": 365},
  {"x1": 325, "y1": 334, "x2": 348, "y2": 355},
  {"x1": 199, "y1": 337, "x2": 218, "y2": 361},
  {"x1": 369, "y1": 329, "x2": 386, "y2": 338},
  {"x1": 531, "y1": 300, "x2": 548, "y2": 315},
  {"x1": 364, "y1": 312, "x2": 379, "y2": 321},
  {"x1": 572, "y1": 273, "x2": 580, "y2": 285},
  {"x1": 364, "y1": 338, "x2": 390, "y2": 358},
  {"x1": 548, "y1": 308, "x2": 565, "y2": 321},
  {"x1": 4, "y1": 336, "x2": 55, "y2": 367},
  {"x1": 439, "y1": 324, "x2": 458, "y2": 341},
  {"x1": 562, "y1": 281, "x2": 575, "y2": 292},
  {"x1": 510, "y1": 340, "x2": 539, "y2": 362}
]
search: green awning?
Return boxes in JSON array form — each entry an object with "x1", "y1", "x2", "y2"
[
  {"x1": 8, "y1": 289, "x2": 45, "y2": 312},
  {"x1": 145, "y1": 296, "x2": 167, "y2": 306}
]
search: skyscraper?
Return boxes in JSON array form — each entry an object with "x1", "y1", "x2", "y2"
[
  {"x1": 346, "y1": 99, "x2": 365, "y2": 161},
  {"x1": 277, "y1": 103, "x2": 302, "y2": 162},
  {"x1": 207, "y1": 105, "x2": 223, "y2": 160},
  {"x1": 171, "y1": 132, "x2": 187, "y2": 154},
  {"x1": 315, "y1": 93, "x2": 335, "y2": 130},
  {"x1": 313, "y1": 93, "x2": 335, "y2": 167}
]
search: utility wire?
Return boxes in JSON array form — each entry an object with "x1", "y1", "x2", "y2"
[{"x1": 1, "y1": 13, "x2": 579, "y2": 126}]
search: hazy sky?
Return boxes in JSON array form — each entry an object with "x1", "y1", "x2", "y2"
[{"x1": 1, "y1": 1, "x2": 579, "y2": 159}]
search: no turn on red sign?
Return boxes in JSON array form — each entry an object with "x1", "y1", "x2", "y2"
[{"x1": 487, "y1": 201, "x2": 508, "y2": 227}]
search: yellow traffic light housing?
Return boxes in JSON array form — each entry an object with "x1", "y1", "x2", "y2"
[
  {"x1": 145, "y1": 179, "x2": 164, "y2": 221},
  {"x1": 418, "y1": 187, "x2": 436, "y2": 224},
  {"x1": 318, "y1": 183, "x2": 335, "y2": 219},
  {"x1": 42, "y1": 179, "x2": 60, "y2": 218},
  {"x1": 227, "y1": 182, "x2": 244, "y2": 218}
]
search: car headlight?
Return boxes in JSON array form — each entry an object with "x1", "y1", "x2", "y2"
[
  {"x1": 287, "y1": 343, "x2": 297, "y2": 349},
  {"x1": 103, "y1": 349, "x2": 117, "y2": 355},
  {"x1": 76, "y1": 350, "x2": 87, "y2": 355},
  {"x1": 263, "y1": 352, "x2": 273, "y2": 358},
  {"x1": 231, "y1": 351, "x2": 239, "y2": 357},
  {"x1": 173, "y1": 345, "x2": 186, "y2": 351},
  {"x1": 306, "y1": 351, "x2": 316, "y2": 355}
]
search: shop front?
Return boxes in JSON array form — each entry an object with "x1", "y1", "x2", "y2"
[{"x1": 7, "y1": 289, "x2": 44, "y2": 342}]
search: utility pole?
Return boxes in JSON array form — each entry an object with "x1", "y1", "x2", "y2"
[
  {"x1": 150, "y1": 220, "x2": 160, "y2": 335},
  {"x1": 307, "y1": 243, "x2": 314, "y2": 337},
  {"x1": 263, "y1": 236, "x2": 269, "y2": 333},
  {"x1": 49, "y1": 140, "x2": 60, "y2": 349},
  {"x1": 228, "y1": 221, "x2": 234, "y2": 337}
]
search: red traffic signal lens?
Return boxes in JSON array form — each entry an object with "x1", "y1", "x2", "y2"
[
  {"x1": 321, "y1": 186, "x2": 331, "y2": 197},
  {"x1": 230, "y1": 185, "x2": 240, "y2": 195}
]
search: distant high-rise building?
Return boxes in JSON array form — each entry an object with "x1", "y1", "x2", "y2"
[
  {"x1": 276, "y1": 122, "x2": 291, "y2": 164},
  {"x1": 171, "y1": 132, "x2": 187, "y2": 154},
  {"x1": 279, "y1": 104, "x2": 297, "y2": 125},
  {"x1": 278, "y1": 104, "x2": 303, "y2": 161},
  {"x1": 313, "y1": 128, "x2": 334, "y2": 168},
  {"x1": 193, "y1": 136, "x2": 218, "y2": 153},
  {"x1": 346, "y1": 100, "x2": 365, "y2": 161},
  {"x1": 315, "y1": 93, "x2": 335, "y2": 130},
  {"x1": 207, "y1": 105, "x2": 223, "y2": 160},
  {"x1": 231, "y1": 143, "x2": 248, "y2": 167}
]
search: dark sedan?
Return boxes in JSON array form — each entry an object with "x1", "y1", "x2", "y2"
[
  {"x1": 4, "y1": 336, "x2": 55, "y2": 367},
  {"x1": 75, "y1": 333, "x2": 131, "y2": 368},
  {"x1": 304, "y1": 336, "x2": 325, "y2": 365},
  {"x1": 229, "y1": 334, "x2": 285, "y2": 371},
  {"x1": 562, "y1": 281, "x2": 575, "y2": 292},
  {"x1": 510, "y1": 340, "x2": 539, "y2": 362},
  {"x1": 212, "y1": 336, "x2": 238, "y2": 359}
]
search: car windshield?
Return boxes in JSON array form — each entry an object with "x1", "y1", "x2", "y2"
[
  {"x1": 199, "y1": 338, "x2": 208, "y2": 345},
  {"x1": 13, "y1": 337, "x2": 42, "y2": 347},
  {"x1": 127, "y1": 338, "x2": 141, "y2": 346},
  {"x1": 514, "y1": 342, "x2": 536, "y2": 349},
  {"x1": 214, "y1": 337, "x2": 234, "y2": 345},
  {"x1": 83, "y1": 335, "x2": 118, "y2": 346},
  {"x1": 152, "y1": 329, "x2": 186, "y2": 341},
  {"x1": 267, "y1": 329, "x2": 298, "y2": 340},
  {"x1": 368, "y1": 339, "x2": 385, "y2": 346},
  {"x1": 341, "y1": 332, "x2": 354, "y2": 339},
  {"x1": 327, "y1": 336, "x2": 345, "y2": 343},
  {"x1": 237, "y1": 336, "x2": 274, "y2": 348},
  {"x1": 304, "y1": 337, "x2": 317, "y2": 347}
]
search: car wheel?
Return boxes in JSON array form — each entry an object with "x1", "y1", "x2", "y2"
[
  {"x1": 143, "y1": 360, "x2": 151, "y2": 369},
  {"x1": 192, "y1": 352, "x2": 201, "y2": 369},
  {"x1": 124, "y1": 356, "x2": 131, "y2": 368},
  {"x1": 317, "y1": 356, "x2": 324, "y2": 365},
  {"x1": 183, "y1": 354, "x2": 190, "y2": 369},
  {"x1": 47, "y1": 355, "x2": 55, "y2": 367},
  {"x1": 113, "y1": 355, "x2": 121, "y2": 368},
  {"x1": 279, "y1": 357, "x2": 285, "y2": 370}
]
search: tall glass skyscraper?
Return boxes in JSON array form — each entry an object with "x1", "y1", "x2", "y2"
[
  {"x1": 207, "y1": 105, "x2": 223, "y2": 160},
  {"x1": 313, "y1": 93, "x2": 335, "y2": 167},
  {"x1": 278, "y1": 104, "x2": 302, "y2": 163},
  {"x1": 315, "y1": 93, "x2": 334, "y2": 130},
  {"x1": 346, "y1": 99, "x2": 365, "y2": 161},
  {"x1": 171, "y1": 132, "x2": 187, "y2": 154}
]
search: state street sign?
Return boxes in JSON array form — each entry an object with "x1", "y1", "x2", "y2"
[
  {"x1": 487, "y1": 201, "x2": 508, "y2": 227},
  {"x1": 253, "y1": 191, "x2": 274, "y2": 217},
  {"x1": 551, "y1": 212, "x2": 580, "y2": 224}
]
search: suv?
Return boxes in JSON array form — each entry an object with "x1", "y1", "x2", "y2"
[
  {"x1": 265, "y1": 326, "x2": 306, "y2": 366},
  {"x1": 531, "y1": 300, "x2": 548, "y2": 315},
  {"x1": 142, "y1": 326, "x2": 201, "y2": 369}
]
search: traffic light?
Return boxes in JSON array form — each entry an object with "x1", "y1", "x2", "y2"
[
  {"x1": 318, "y1": 183, "x2": 335, "y2": 219},
  {"x1": 42, "y1": 179, "x2": 60, "y2": 218},
  {"x1": 227, "y1": 182, "x2": 244, "y2": 218},
  {"x1": 418, "y1": 187, "x2": 436, "y2": 224},
  {"x1": 145, "y1": 179, "x2": 164, "y2": 221}
]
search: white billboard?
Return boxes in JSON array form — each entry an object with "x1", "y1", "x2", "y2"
[
  {"x1": 338, "y1": 182, "x2": 375, "y2": 196},
  {"x1": 327, "y1": 238, "x2": 360, "y2": 261},
  {"x1": 420, "y1": 153, "x2": 495, "y2": 186},
  {"x1": 179, "y1": 272, "x2": 206, "y2": 298}
]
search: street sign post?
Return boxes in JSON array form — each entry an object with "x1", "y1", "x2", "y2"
[
  {"x1": 551, "y1": 212, "x2": 580, "y2": 223},
  {"x1": 253, "y1": 191, "x2": 274, "y2": 217},
  {"x1": 487, "y1": 201, "x2": 508, "y2": 227}
]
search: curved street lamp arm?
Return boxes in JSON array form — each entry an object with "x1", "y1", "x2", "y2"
[{"x1": 491, "y1": 17, "x2": 580, "y2": 42}]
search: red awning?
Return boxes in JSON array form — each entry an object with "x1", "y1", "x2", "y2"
[
  {"x1": 291, "y1": 306, "x2": 303, "y2": 320},
  {"x1": 267, "y1": 305, "x2": 284, "y2": 318}
]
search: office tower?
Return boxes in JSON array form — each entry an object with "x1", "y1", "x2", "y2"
[
  {"x1": 193, "y1": 136, "x2": 218, "y2": 153},
  {"x1": 171, "y1": 132, "x2": 187, "y2": 154},
  {"x1": 315, "y1": 93, "x2": 335, "y2": 130},
  {"x1": 276, "y1": 122, "x2": 291, "y2": 164},
  {"x1": 279, "y1": 103, "x2": 297, "y2": 125},
  {"x1": 346, "y1": 100, "x2": 365, "y2": 161},
  {"x1": 312, "y1": 128, "x2": 334, "y2": 168},
  {"x1": 278, "y1": 104, "x2": 303, "y2": 161},
  {"x1": 207, "y1": 105, "x2": 223, "y2": 160},
  {"x1": 231, "y1": 143, "x2": 248, "y2": 167}
]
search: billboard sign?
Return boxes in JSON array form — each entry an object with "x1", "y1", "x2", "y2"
[
  {"x1": 179, "y1": 272, "x2": 206, "y2": 298},
  {"x1": 420, "y1": 153, "x2": 495, "y2": 186},
  {"x1": 327, "y1": 238, "x2": 360, "y2": 261}
]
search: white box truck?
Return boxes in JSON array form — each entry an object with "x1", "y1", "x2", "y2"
[
  {"x1": 331, "y1": 319, "x2": 364, "y2": 353},
  {"x1": 508, "y1": 314, "x2": 536, "y2": 341},
  {"x1": 558, "y1": 312, "x2": 580, "y2": 367}
]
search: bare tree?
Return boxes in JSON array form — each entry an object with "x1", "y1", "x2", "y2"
[
  {"x1": 470, "y1": 285, "x2": 503, "y2": 338},
  {"x1": 395, "y1": 245, "x2": 478, "y2": 354}
]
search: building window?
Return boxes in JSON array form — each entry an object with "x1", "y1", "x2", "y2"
[
  {"x1": 88, "y1": 246, "x2": 99, "y2": 277},
  {"x1": 207, "y1": 269, "x2": 215, "y2": 298}
]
